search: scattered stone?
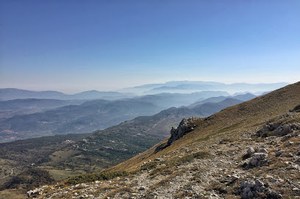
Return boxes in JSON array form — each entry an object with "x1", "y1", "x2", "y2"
[
  {"x1": 27, "y1": 188, "x2": 43, "y2": 197},
  {"x1": 242, "y1": 147, "x2": 255, "y2": 160},
  {"x1": 257, "y1": 148, "x2": 268, "y2": 153},
  {"x1": 292, "y1": 187, "x2": 300, "y2": 195},
  {"x1": 256, "y1": 122, "x2": 300, "y2": 137},
  {"x1": 238, "y1": 179, "x2": 282, "y2": 199},
  {"x1": 285, "y1": 141, "x2": 294, "y2": 147},
  {"x1": 244, "y1": 153, "x2": 268, "y2": 168},
  {"x1": 154, "y1": 158, "x2": 164, "y2": 162},
  {"x1": 275, "y1": 150, "x2": 283, "y2": 157}
]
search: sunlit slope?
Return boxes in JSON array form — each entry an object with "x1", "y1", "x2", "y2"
[{"x1": 111, "y1": 81, "x2": 300, "y2": 172}]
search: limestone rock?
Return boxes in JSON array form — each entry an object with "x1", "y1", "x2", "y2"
[
  {"x1": 155, "y1": 117, "x2": 198, "y2": 151},
  {"x1": 256, "y1": 122, "x2": 300, "y2": 137},
  {"x1": 244, "y1": 153, "x2": 268, "y2": 168},
  {"x1": 238, "y1": 179, "x2": 282, "y2": 199}
]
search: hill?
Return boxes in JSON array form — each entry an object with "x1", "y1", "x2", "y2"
[
  {"x1": 32, "y1": 81, "x2": 300, "y2": 198},
  {"x1": 135, "y1": 91, "x2": 229, "y2": 108},
  {"x1": 0, "y1": 99, "x2": 161, "y2": 142},
  {"x1": 0, "y1": 88, "x2": 133, "y2": 101},
  {"x1": 0, "y1": 134, "x2": 89, "y2": 192},
  {"x1": 123, "y1": 81, "x2": 287, "y2": 94},
  {"x1": 0, "y1": 99, "x2": 84, "y2": 119},
  {"x1": 0, "y1": 89, "x2": 66, "y2": 101},
  {"x1": 0, "y1": 91, "x2": 232, "y2": 143},
  {"x1": 189, "y1": 93, "x2": 256, "y2": 108}
]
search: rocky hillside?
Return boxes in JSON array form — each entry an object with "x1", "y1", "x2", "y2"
[{"x1": 30, "y1": 81, "x2": 300, "y2": 199}]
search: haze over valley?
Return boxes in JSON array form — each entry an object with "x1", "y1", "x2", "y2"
[{"x1": 0, "y1": 81, "x2": 280, "y2": 143}]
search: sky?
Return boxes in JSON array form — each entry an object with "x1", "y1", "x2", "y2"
[{"x1": 0, "y1": 0, "x2": 299, "y2": 93}]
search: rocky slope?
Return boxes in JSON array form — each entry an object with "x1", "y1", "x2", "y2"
[{"x1": 26, "y1": 82, "x2": 300, "y2": 198}]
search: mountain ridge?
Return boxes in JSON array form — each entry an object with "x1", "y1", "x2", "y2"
[
  {"x1": 0, "y1": 91, "x2": 234, "y2": 142},
  {"x1": 123, "y1": 81, "x2": 287, "y2": 94},
  {"x1": 0, "y1": 88, "x2": 133, "y2": 101}
]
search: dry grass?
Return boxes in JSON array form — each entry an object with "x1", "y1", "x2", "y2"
[
  {"x1": 104, "y1": 186, "x2": 133, "y2": 198},
  {"x1": 0, "y1": 189, "x2": 25, "y2": 199}
]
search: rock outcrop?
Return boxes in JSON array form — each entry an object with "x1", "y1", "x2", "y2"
[
  {"x1": 167, "y1": 118, "x2": 197, "y2": 146},
  {"x1": 256, "y1": 122, "x2": 300, "y2": 137},
  {"x1": 156, "y1": 117, "x2": 198, "y2": 151}
]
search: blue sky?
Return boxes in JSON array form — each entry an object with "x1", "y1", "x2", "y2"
[{"x1": 0, "y1": 0, "x2": 299, "y2": 92}]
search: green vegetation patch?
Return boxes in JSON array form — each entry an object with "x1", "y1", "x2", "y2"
[
  {"x1": 0, "y1": 168, "x2": 54, "y2": 190},
  {"x1": 66, "y1": 171, "x2": 128, "y2": 185},
  {"x1": 140, "y1": 161, "x2": 159, "y2": 171},
  {"x1": 168, "y1": 151, "x2": 211, "y2": 167}
]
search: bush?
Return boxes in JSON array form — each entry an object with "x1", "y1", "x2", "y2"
[
  {"x1": 66, "y1": 171, "x2": 128, "y2": 185},
  {"x1": 140, "y1": 161, "x2": 158, "y2": 171},
  {"x1": 168, "y1": 151, "x2": 210, "y2": 166}
]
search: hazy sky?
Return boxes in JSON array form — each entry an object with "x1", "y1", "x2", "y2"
[{"x1": 0, "y1": 0, "x2": 299, "y2": 92}]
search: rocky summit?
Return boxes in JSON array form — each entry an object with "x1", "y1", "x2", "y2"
[{"x1": 28, "y1": 82, "x2": 300, "y2": 199}]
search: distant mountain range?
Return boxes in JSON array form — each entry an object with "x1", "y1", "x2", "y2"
[
  {"x1": 189, "y1": 93, "x2": 256, "y2": 108},
  {"x1": 0, "y1": 81, "x2": 287, "y2": 101},
  {"x1": 0, "y1": 91, "x2": 248, "y2": 143},
  {"x1": 122, "y1": 81, "x2": 287, "y2": 94},
  {"x1": 0, "y1": 99, "x2": 84, "y2": 119},
  {"x1": 0, "y1": 88, "x2": 133, "y2": 101},
  {"x1": 0, "y1": 99, "x2": 161, "y2": 142},
  {"x1": 134, "y1": 91, "x2": 229, "y2": 108}
]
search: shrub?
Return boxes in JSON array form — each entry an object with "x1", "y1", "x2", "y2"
[{"x1": 66, "y1": 171, "x2": 128, "y2": 185}]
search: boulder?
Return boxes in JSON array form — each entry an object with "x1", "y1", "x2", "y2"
[
  {"x1": 243, "y1": 153, "x2": 268, "y2": 169},
  {"x1": 242, "y1": 147, "x2": 255, "y2": 160},
  {"x1": 27, "y1": 188, "x2": 43, "y2": 197},
  {"x1": 256, "y1": 122, "x2": 299, "y2": 137},
  {"x1": 249, "y1": 153, "x2": 268, "y2": 167},
  {"x1": 238, "y1": 179, "x2": 282, "y2": 199},
  {"x1": 291, "y1": 104, "x2": 300, "y2": 112}
]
